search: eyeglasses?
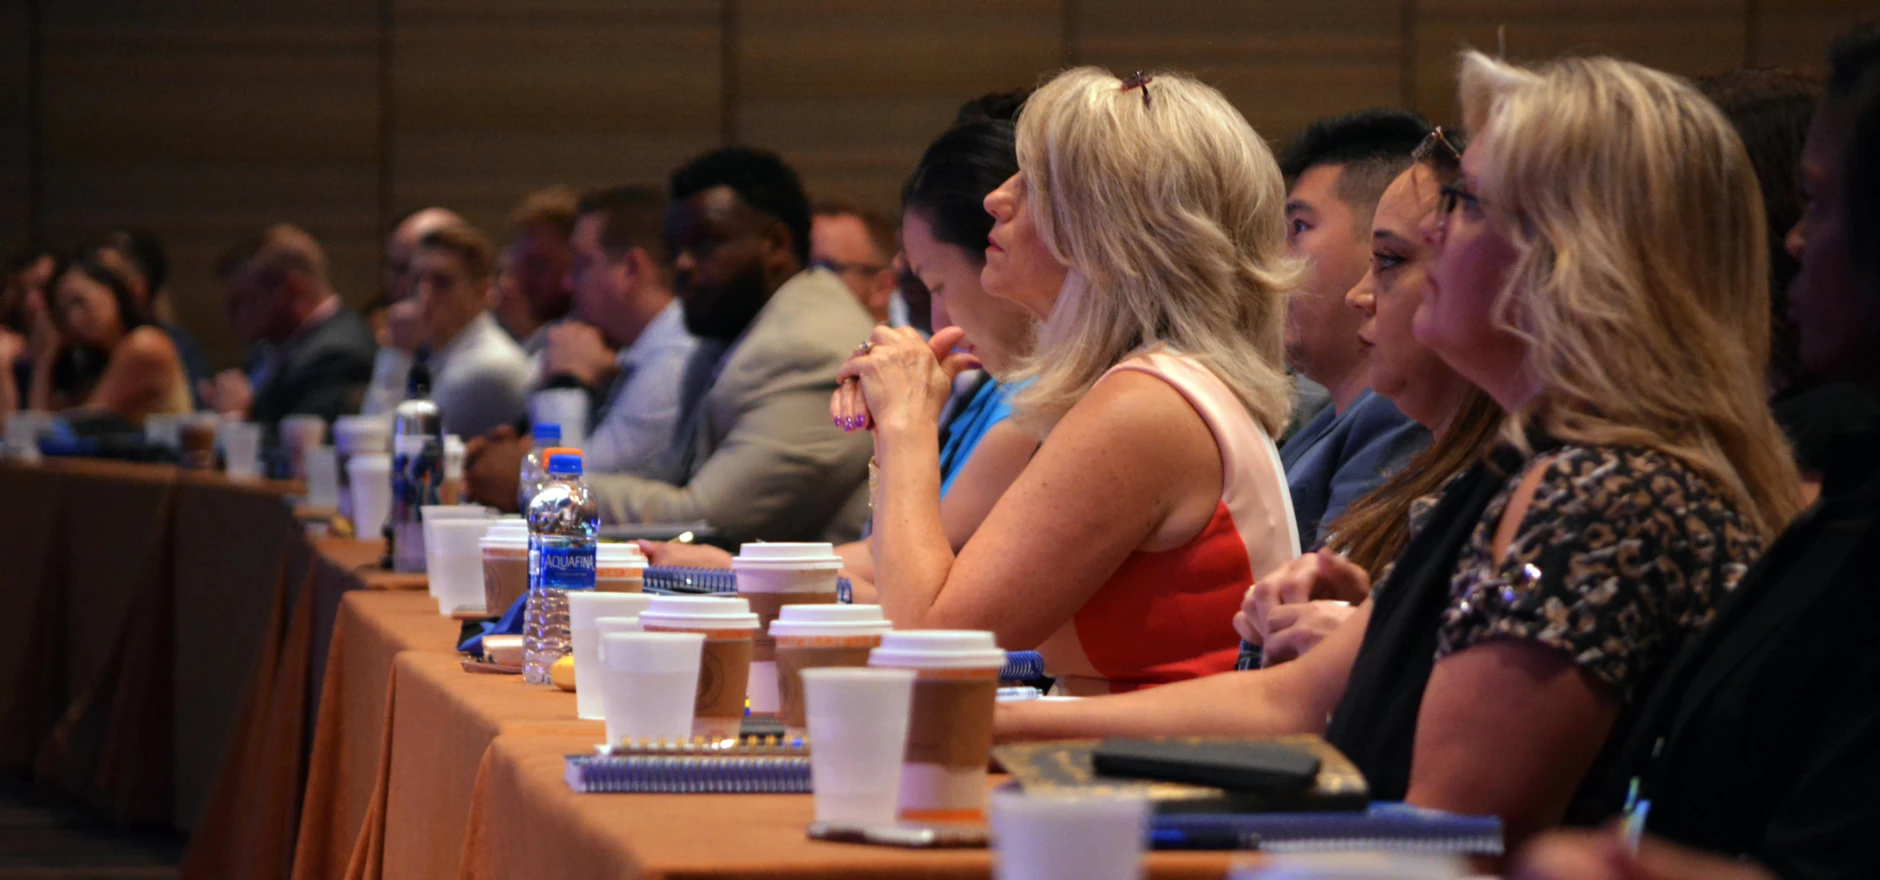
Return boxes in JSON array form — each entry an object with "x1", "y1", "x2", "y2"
[
  {"x1": 812, "y1": 257, "x2": 890, "y2": 279},
  {"x1": 1412, "y1": 126, "x2": 1462, "y2": 181},
  {"x1": 1437, "y1": 183, "x2": 1482, "y2": 218}
]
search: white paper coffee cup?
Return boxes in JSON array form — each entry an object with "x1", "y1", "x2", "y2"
[
  {"x1": 638, "y1": 596, "x2": 761, "y2": 740},
  {"x1": 769, "y1": 604, "x2": 892, "y2": 736},
  {"x1": 869, "y1": 630, "x2": 1006, "y2": 822},
  {"x1": 733, "y1": 543, "x2": 842, "y2": 715}
]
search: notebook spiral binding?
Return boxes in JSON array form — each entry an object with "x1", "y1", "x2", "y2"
[
  {"x1": 642, "y1": 566, "x2": 854, "y2": 603},
  {"x1": 1001, "y1": 650, "x2": 1045, "y2": 682},
  {"x1": 565, "y1": 754, "x2": 811, "y2": 794}
]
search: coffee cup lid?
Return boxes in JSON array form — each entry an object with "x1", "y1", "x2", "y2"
[
  {"x1": 731, "y1": 542, "x2": 842, "y2": 571},
  {"x1": 480, "y1": 520, "x2": 529, "y2": 546},
  {"x1": 346, "y1": 452, "x2": 391, "y2": 471},
  {"x1": 639, "y1": 595, "x2": 759, "y2": 631},
  {"x1": 869, "y1": 630, "x2": 1006, "y2": 670},
  {"x1": 596, "y1": 542, "x2": 647, "y2": 567},
  {"x1": 768, "y1": 604, "x2": 892, "y2": 637}
]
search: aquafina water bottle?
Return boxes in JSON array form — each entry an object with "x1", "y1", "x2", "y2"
[{"x1": 522, "y1": 450, "x2": 597, "y2": 683}]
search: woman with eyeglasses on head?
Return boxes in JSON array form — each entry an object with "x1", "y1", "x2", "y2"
[
  {"x1": 1, "y1": 247, "x2": 191, "y2": 427},
  {"x1": 832, "y1": 67, "x2": 1301, "y2": 694},
  {"x1": 1235, "y1": 131, "x2": 1506, "y2": 667},
  {"x1": 1001, "y1": 53, "x2": 1801, "y2": 850}
]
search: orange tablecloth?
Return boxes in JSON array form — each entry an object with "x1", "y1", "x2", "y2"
[
  {"x1": 297, "y1": 590, "x2": 1239, "y2": 880},
  {"x1": 461, "y1": 734, "x2": 1240, "y2": 880}
]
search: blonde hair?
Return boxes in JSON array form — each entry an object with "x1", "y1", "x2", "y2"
[
  {"x1": 1006, "y1": 67, "x2": 1301, "y2": 438},
  {"x1": 1457, "y1": 51, "x2": 1803, "y2": 537}
]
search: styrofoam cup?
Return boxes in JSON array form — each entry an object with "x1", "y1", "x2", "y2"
[
  {"x1": 346, "y1": 453, "x2": 393, "y2": 540},
  {"x1": 221, "y1": 421, "x2": 264, "y2": 481},
  {"x1": 420, "y1": 505, "x2": 494, "y2": 599},
  {"x1": 305, "y1": 445, "x2": 341, "y2": 509},
  {"x1": 803, "y1": 667, "x2": 916, "y2": 825},
  {"x1": 569, "y1": 593, "x2": 654, "y2": 719},
  {"x1": 529, "y1": 388, "x2": 589, "y2": 450},
  {"x1": 990, "y1": 788, "x2": 1150, "y2": 880},
  {"x1": 279, "y1": 415, "x2": 327, "y2": 479},
  {"x1": 599, "y1": 631, "x2": 705, "y2": 747}
]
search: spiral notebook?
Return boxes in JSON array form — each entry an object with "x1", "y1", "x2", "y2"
[
  {"x1": 567, "y1": 736, "x2": 812, "y2": 794},
  {"x1": 643, "y1": 566, "x2": 856, "y2": 603},
  {"x1": 1151, "y1": 803, "x2": 1502, "y2": 855}
]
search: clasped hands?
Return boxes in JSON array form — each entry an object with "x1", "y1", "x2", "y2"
[
  {"x1": 830, "y1": 325, "x2": 978, "y2": 436},
  {"x1": 1233, "y1": 550, "x2": 1370, "y2": 666}
]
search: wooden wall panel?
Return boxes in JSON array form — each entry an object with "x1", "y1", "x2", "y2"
[
  {"x1": 1751, "y1": 0, "x2": 1875, "y2": 70},
  {"x1": 391, "y1": 0, "x2": 723, "y2": 243},
  {"x1": 0, "y1": 2, "x2": 32, "y2": 256},
  {"x1": 14, "y1": 0, "x2": 1878, "y2": 370},
  {"x1": 735, "y1": 0, "x2": 1065, "y2": 213},
  {"x1": 38, "y1": 2, "x2": 381, "y2": 367},
  {"x1": 1072, "y1": 0, "x2": 1405, "y2": 148},
  {"x1": 1411, "y1": 0, "x2": 1749, "y2": 123}
]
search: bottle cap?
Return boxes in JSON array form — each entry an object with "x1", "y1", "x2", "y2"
[
  {"x1": 546, "y1": 453, "x2": 584, "y2": 475},
  {"x1": 532, "y1": 423, "x2": 562, "y2": 443}
]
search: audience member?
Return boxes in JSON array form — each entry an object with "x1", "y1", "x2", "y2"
[
  {"x1": 88, "y1": 228, "x2": 215, "y2": 404},
  {"x1": 466, "y1": 185, "x2": 699, "y2": 487},
  {"x1": 999, "y1": 53, "x2": 1801, "y2": 851},
  {"x1": 1237, "y1": 141, "x2": 1505, "y2": 667},
  {"x1": 470, "y1": 147, "x2": 874, "y2": 542},
  {"x1": 1699, "y1": 68, "x2": 1820, "y2": 398},
  {"x1": 491, "y1": 186, "x2": 577, "y2": 353},
  {"x1": 834, "y1": 68, "x2": 1298, "y2": 693},
  {"x1": 1564, "y1": 26, "x2": 1880, "y2": 880},
  {"x1": 645, "y1": 117, "x2": 1042, "y2": 585},
  {"x1": 1515, "y1": 828, "x2": 1779, "y2": 880},
  {"x1": 1276, "y1": 110, "x2": 1432, "y2": 547},
  {"x1": 1, "y1": 247, "x2": 55, "y2": 402},
  {"x1": 3, "y1": 249, "x2": 191, "y2": 426},
  {"x1": 362, "y1": 224, "x2": 531, "y2": 436},
  {"x1": 203, "y1": 225, "x2": 377, "y2": 426},
  {"x1": 810, "y1": 199, "x2": 898, "y2": 323}
]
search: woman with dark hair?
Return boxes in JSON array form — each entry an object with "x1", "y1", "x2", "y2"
[
  {"x1": 642, "y1": 116, "x2": 1040, "y2": 585},
  {"x1": 5, "y1": 248, "x2": 192, "y2": 425}
]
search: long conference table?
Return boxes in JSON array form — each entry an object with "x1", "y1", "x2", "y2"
[{"x1": 0, "y1": 458, "x2": 1245, "y2": 879}]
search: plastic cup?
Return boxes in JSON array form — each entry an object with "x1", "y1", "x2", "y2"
[
  {"x1": 278, "y1": 415, "x2": 327, "y2": 479},
  {"x1": 427, "y1": 518, "x2": 495, "y2": 616},
  {"x1": 569, "y1": 592, "x2": 655, "y2": 720},
  {"x1": 346, "y1": 453, "x2": 393, "y2": 541},
  {"x1": 143, "y1": 413, "x2": 183, "y2": 453},
  {"x1": 596, "y1": 542, "x2": 647, "y2": 593},
  {"x1": 990, "y1": 788, "x2": 1150, "y2": 880},
  {"x1": 769, "y1": 604, "x2": 892, "y2": 737},
  {"x1": 529, "y1": 388, "x2": 589, "y2": 450},
  {"x1": 305, "y1": 445, "x2": 341, "y2": 509},
  {"x1": 221, "y1": 421, "x2": 264, "y2": 481},
  {"x1": 479, "y1": 519, "x2": 530, "y2": 619},
  {"x1": 637, "y1": 596, "x2": 761, "y2": 740},
  {"x1": 733, "y1": 543, "x2": 841, "y2": 715},
  {"x1": 803, "y1": 667, "x2": 917, "y2": 824},
  {"x1": 869, "y1": 630, "x2": 1007, "y2": 822},
  {"x1": 420, "y1": 504, "x2": 493, "y2": 598},
  {"x1": 599, "y1": 631, "x2": 705, "y2": 747}
]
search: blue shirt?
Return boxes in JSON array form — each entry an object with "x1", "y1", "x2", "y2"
[
  {"x1": 1278, "y1": 389, "x2": 1430, "y2": 549},
  {"x1": 937, "y1": 376, "x2": 1022, "y2": 497}
]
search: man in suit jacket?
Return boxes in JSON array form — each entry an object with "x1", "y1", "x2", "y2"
[
  {"x1": 205, "y1": 225, "x2": 378, "y2": 426},
  {"x1": 465, "y1": 147, "x2": 874, "y2": 544}
]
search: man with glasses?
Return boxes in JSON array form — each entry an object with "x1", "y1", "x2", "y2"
[{"x1": 810, "y1": 200, "x2": 900, "y2": 324}]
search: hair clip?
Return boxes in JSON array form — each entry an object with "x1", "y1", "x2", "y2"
[{"x1": 1121, "y1": 71, "x2": 1153, "y2": 109}]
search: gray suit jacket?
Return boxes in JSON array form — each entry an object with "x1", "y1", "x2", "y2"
[{"x1": 587, "y1": 269, "x2": 876, "y2": 543}]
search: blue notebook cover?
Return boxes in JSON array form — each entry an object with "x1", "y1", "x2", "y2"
[{"x1": 1152, "y1": 802, "x2": 1502, "y2": 855}]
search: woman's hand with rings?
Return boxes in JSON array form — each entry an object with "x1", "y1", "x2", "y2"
[{"x1": 831, "y1": 325, "x2": 978, "y2": 436}]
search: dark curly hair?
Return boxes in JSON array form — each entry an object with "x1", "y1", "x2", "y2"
[{"x1": 669, "y1": 147, "x2": 812, "y2": 267}]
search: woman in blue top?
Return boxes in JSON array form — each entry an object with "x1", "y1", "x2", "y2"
[{"x1": 643, "y1": 105, "x2": 1039, "y2": 586}]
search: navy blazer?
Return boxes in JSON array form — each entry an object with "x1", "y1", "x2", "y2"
[{"x1": 1278, "y1": 389, "x2": 1429, "y2": 549}]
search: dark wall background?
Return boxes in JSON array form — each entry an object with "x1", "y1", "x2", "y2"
[{"x1": 1, "y1": 0, "x2": 1869, "y2": 367}]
